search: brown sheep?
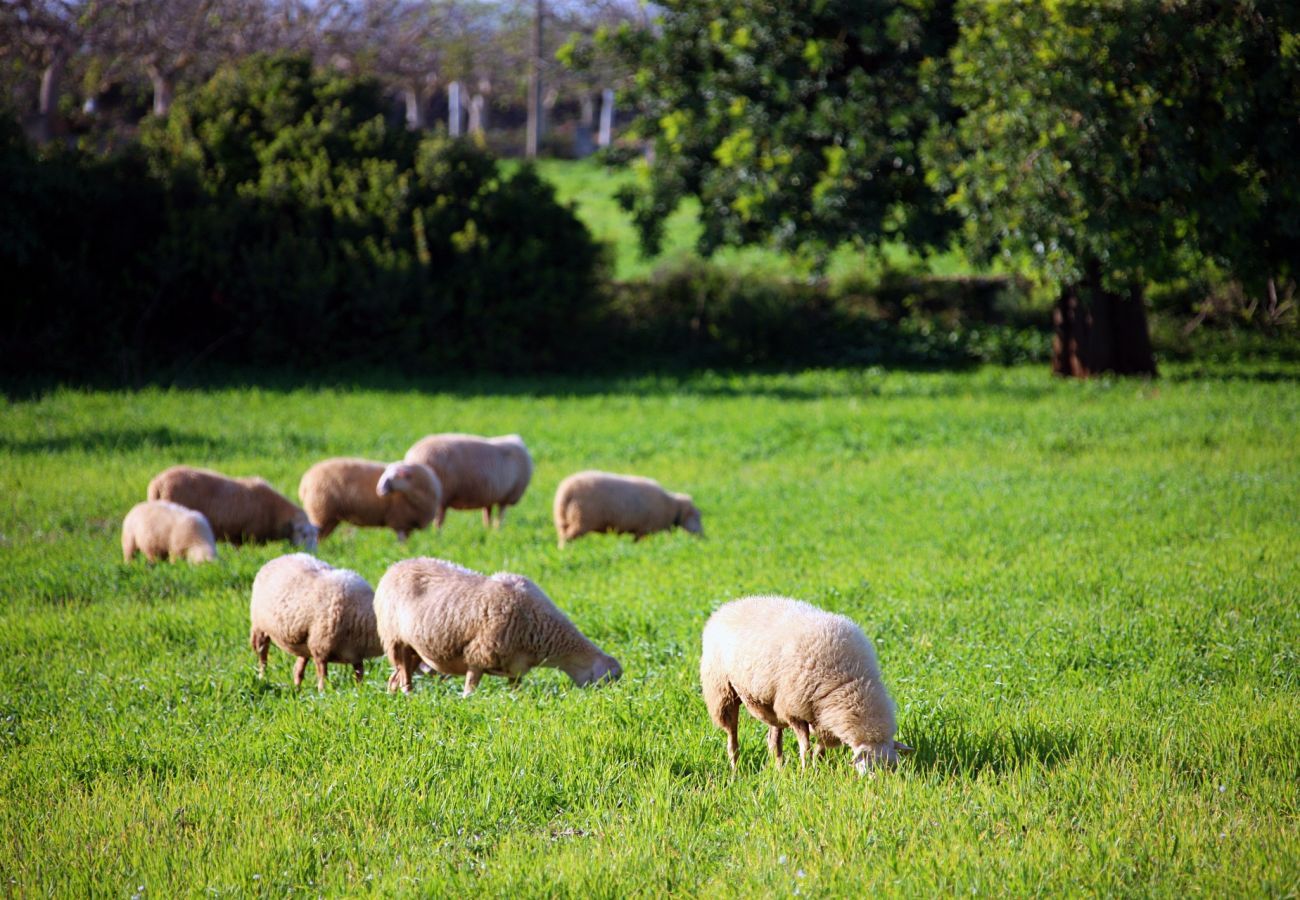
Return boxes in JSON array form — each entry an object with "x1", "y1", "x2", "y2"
[
  {"x1": 121, "y1": 500, "x2": 218, "y2": 563},
  {"x1": 147, "y1": 465, "x2": 317, "y2": 550},
  {"x1": 403, "y1": 433, "x2": 532, "y2": 528},
  {"x1": 298, "y1": 458, "x2": 442, "y2": 542},
  {"x1": 553, "y1": 470, "x2": 702, "y2": 547}
]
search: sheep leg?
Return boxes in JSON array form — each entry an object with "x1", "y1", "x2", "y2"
[
  {"x1": 496, "y1": 506, "x2": 508, "y2": 528},
  {"x1": 292, "y1": 656, "x2": 308, "y2": 688},
  {"x1": 482, "y1": 507, "x2": 492, "y2": 528},
  {"x1": 435, "y1": 506, "x2": 446, "y2": 529},
  {"x1": 716, "y1": 701, "x2": 740, "y2": 771},
  {"x1": 252, "y1": 632, "x2": 270, "y2": 678},
  {"x1": 792, "y1": 721, "x2": 813, "y2": 770},
  {"x1": 353, "y1": 662, "x2": 365, "y2": 684},
  {"x1": 314, "y1": 657, "x2": 328, "y2": 692},
  {"x1": 463, "y1": 669, "x2": 483, "y2": 697},
  {"x1": 767, "y1": 726, "x2": 785, "y2": 768}
]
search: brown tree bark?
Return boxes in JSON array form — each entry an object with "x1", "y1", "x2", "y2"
[{"x1": 1052, "y1": 258, "x2": 1157, "y2": 378}]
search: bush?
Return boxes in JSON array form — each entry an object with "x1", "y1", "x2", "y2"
[{"x1": 1, "y1": 55, "x2": 605, "y2": 381}]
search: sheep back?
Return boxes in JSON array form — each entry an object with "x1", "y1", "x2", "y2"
[
  {"x1": 403, "y1": 434, "x2": 532, "y2": 512},
  {"x1": 374, "y1": 557, "x2": 617, "y2": 690},
  {"x1": 554, "y1": 470, "x2": 700, "y2": 543},
  {"x1": 701, "y1": 595, "x2": 897, "y2": 752},
  {"x1": 121, "y1": 500, "x2": 218, "y2": 563},
  {"x1": 148, "y1": 465, "x2": 316, "y2": 549},
  {"x1": 298, "y1": 457, "x2": 440, "y2": 539},
  {"x1": 249, "y1": 553, "x2": 382, "y2": 668}
]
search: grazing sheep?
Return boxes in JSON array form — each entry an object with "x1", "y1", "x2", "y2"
[
  {"x1": 700, "y1": 595, "x2": 911, "y2": 774},
  {"x1": 249, "y1": 553, "x2": 383, "y2": 691},
  {"x1": 121, "y1": 500, "x2": 218, "y2": 564},
  {"x1": 298, "y1": 457, "x2": 442, "y2": 542},
  {"x1": 148, "y1": 465, "x2": 317, "y2": 550},
  {"x1": 403, "y1": 433, "x2": 532, "y2": 528},
  {"x1": 553, "y1": 470, "x2": 702, "y2": 547},
  {"x1": 373, "y1": 556, "x2": 621, "y2": 696}
]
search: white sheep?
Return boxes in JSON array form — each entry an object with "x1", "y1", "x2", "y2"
[
  {"x1": 121, "y1": 500, "x2": 218, "y2": 564},
  {"x1": 403, "y1": 433, "x2": 532, "y2": 528},
  {"x1": 700, "y1": 595, "x2": 911, "y2": 773},
  {"x1": 373, "y1": 556, "x2": 621, "y2": 696},
  {"x1": 298, "y1": 457, "x2": 442, "y2": 542},
  {"x1": 148, "y1": 465, "x2": 317, "y2": 550},
  {"x1": 249, "y1": 553, "x2": 382, "y2": 691},
  {"x1": 553, "y1": 470, "x2": 702, "y2": 547}
]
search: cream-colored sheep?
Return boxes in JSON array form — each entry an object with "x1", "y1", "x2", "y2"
[
  {"x1": 249, "y1": 553, "x2": 382, "y2": 691},
  {"x1": 148, "y1": 465, "x2": 317, "y2": 550},
  {"x1": 373, "y1": 556, "x2": 621, "y2": 696},
  {"x1": 553, "y1": 470, "x2": 702, "y2": 547},
  {"x1": 700, "y1": 595, "x2": 911, "y2": 774},
  {"x1": 298, "y1": 457, "x2": 442, "y2": 542},
  {"x1": 403, "y1": 433, "x2": 532, "y2": 528},
  {"x1": 121, "y1": 500, "x2": 218, "y2": 564}
]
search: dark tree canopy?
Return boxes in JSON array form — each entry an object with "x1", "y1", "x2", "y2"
[
  {"x1": 616, "y1": 0, "x2": 959, "y2": 257},
  {"x1": 927, "y1": 0, "x2": 1300, "y2": 298}
]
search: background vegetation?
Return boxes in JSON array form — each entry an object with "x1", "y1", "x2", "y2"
[{"x1": 1, "y1": 363, "x2": 1297, "y2": 893}]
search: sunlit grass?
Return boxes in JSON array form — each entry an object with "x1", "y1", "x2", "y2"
[{"x1": 1, "y1": 363, "x2": 1297, "y2": 894}]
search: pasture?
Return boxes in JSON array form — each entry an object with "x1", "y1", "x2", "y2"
[{"x1": 1, "y1": 364, "x2": 1297, "y2": 895}]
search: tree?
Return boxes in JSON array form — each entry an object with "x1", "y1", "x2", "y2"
[
  {"x1": 614, "y1": 0, "x2": 959, "y2": 258},
  {"x1": 928, "y1": 0, "x2": 1299, "y2": 377},
  {"x1": 0, "y1": 0, "x2": 108, "y2": 141}
]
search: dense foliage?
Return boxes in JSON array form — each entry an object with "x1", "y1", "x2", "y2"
[
  {"x1": 613, "y1": 0, "x2": 959, "y2": 257},
  {"x1": 927, "y1": 0, "x2": 1300, "y2": 296},
  {"x1": 0, "y1": 54, "x2": 605, "y2": 380}
]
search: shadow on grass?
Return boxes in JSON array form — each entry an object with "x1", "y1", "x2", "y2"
[
  {"x1": 0, "y1": 426, "x2": 227, "y2": 455},
  {"x1": 903, "y1": 720, "x2": 1079, "y2": 775}
]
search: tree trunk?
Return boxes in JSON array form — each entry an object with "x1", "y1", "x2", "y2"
[
  {"x1": 403, "y1": 84, "x2": 426, "y2": 131},
  {"x1": 525, "y1": 0, "x2": 544, "y2": 158},
  {"x1": 1052, "y1": 258, "x2": 1157, "y2": 377},
  {"x1": 150, "y1": 70, "x2": 175, "y2": 117},
  {"x1": 37, "y1": 49, "x2": 67, "y2": 143}
]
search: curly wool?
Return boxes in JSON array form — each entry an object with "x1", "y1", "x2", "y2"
[
  {"x1": 121, "y1": 500, "x2": 218, "y2": 564},
  {"x1": 403, "y1": 433, "x2": 532, "y2": 527},
  {"x1": 298, "y1": 457, "x2": 441, "y2": 541},
  {"x1": 374, "y1": 556, "x2": 620, "y2": 695},
  {"x1": 700, "y1": 595, "x2": 901, "y2": 772},
  {"x1": 553, "y1": 470, "x2": 702, "y2": 546},
  {"x1": 249, "y1": 553, "x2": 382, "y2": 691},
  {"x1": 148, "y1": 465, "x2": 316, "y2": 549}
]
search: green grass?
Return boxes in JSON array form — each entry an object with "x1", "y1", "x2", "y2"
[{"x1": 1, "y1": 363, "x2": 1297, "y2": 895}]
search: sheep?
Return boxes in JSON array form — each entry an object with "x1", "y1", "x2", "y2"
[
  {"x1": 298, "y1": 457, "x2": 442, "y2": 542},
  {"x1": 373, "y1": 556, "x2": 621, "y2": 696},
  {"x1": 553, "y1": 470, "x2": 702, "y2": 547},
  {"x1": 249, "y1": 553, "x2": 383, "y2": 691},
  {"x1": 699, "y1": 595, "x2": 911, "y2": 774},
  {"x1": 148, "y1": 465, "x2": 317, "y2": 551},
  {"x1": 121, "y1": 500, "x2": 219, "y2": 564},
  {"x1": 403, "y1": 433, "x2": 532, "y2": 528}
]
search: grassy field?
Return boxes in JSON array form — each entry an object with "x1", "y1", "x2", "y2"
[
  {"x1": 532, "y1": 159, "x2": 977, "y2": 284},
  {"x1": 1, "y1": 363, "x2": 1297, "y2": 895}
]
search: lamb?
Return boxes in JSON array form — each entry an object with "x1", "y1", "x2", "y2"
[
  {"x1": 553, "y1": 470, "x2": 702, "y2": 547},
  {"x1": 249, "y1": 553, "x2": 383, "y2": 691},
  {"x1": 298, "y1": 457, "x2": 442, "y2": 542},
  {"x1": 121, "y1": 500, "x2": 218, "y2": 564},
  {"x1": 373, "y1": 556, "x2": 621, "y2": 696},
  {"x1": 403, "y1": 433, "x2": 532, "y2": 528},
  {"x1": 699, "y1": 595, "x2": 912, "y2": 774},
  {"x1": 147, "y1": 465, "x2": 317, "y2": 550}
]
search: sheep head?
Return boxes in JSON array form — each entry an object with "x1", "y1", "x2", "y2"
[
  {"x1": 290, "y1": 514, "x2": 319, "y2": 552},
  {"x1": 852, "y1": 740, "x2": 914, "y2": 775},
  {"x1": 377, "y1": 463, "x2": 415, "y2": 497},
  {"x1": 675, "y1": 495, "x2": 703, "y2": 535},
  {"x1": 568, "y1": 652, "x2": 622, "y2": 687}
]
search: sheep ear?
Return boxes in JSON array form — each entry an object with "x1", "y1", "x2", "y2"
[{"x1": 893, "y1": 740, "x2": 914, "y2": 755}]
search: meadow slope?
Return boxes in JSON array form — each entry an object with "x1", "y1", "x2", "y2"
[{"x1": 1, "y1": 364, "x2": 1297, "y2": 895}]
